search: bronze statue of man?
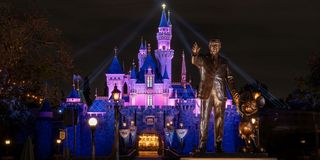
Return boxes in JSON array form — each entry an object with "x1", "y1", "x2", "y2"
[{"x1": 192, "y1": 39, "x2": 239, "y2": 152}]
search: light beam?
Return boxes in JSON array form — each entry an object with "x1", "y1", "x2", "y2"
[{"x1": 173, "y1": 13, "x2": 289, "y2": 108}]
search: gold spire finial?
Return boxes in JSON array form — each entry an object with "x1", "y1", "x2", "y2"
[
  {"x1": 77, "y1": 77, "x2": 80, "y2": 91},
  {"x1": 72, "y1": 79, "x2": 75, "y2": 89},
  {"x1": 114, "y1": 46, "x2": 118, "y2": 56},
  {"x1": 162, "y1": 3, "x2": 166, "y2": 10},
  {"x1": 144, "y1": 40, "x2": 147, "y2": 49},
  {"x1": 147, "y1": 43, "x2": 151, "y2": 53}
]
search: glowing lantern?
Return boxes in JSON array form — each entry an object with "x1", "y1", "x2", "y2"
[{"x1": 112, "y1": 84, "x2": 121, "y2": 102}]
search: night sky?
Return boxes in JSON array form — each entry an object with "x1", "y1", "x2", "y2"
[{"x1": 35, "y1": 0, "x2": 320, "y2": 98}]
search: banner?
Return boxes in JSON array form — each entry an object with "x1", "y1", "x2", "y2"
[
  {"x1": 176, "y1": 128, "x2": 188, "y2": 143},
  {"x1": 59, "y1": 130, "x2": 65, "y2": 140},
  {"x1": 120, "y1": 129, "x2": 130, "y2": 145},
  {"x1": 176, "y1": 129, "x2": 188, "y2": 139}
]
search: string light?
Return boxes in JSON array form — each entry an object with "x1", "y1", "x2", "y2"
[{"x1": 25, "y1": 93, "x2": 44, "y2": 104}]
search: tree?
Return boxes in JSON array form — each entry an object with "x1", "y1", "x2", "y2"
[
  {"x1": 286, "y1": 53, "x2": 320, "y2": 110},
  {"x1": 306, "y1": 53, "x2": 320, "y2": 91},
  {"x1": 0, "y1": 0, "x2": 73, "y2": 127}
]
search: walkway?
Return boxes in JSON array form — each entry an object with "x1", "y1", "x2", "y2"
[{"x1": 134, "y1": 151, "x2": 163, "y2": 160}]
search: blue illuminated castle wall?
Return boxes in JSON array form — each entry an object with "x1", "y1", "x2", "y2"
[{"x1": 35, "y1": 6, "x2": 241, "y2": 158}]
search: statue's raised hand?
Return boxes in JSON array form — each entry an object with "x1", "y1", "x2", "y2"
[{"x1": 192, "y1": 42, "x2": 201, "y2": 55}]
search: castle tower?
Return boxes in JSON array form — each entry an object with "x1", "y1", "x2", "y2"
[
  {"x1": 181, "y1": 51, "x2": 187, "y2": 88},
  {"x1": 138, "y1": 38, "x2": 147, "y2": 70},
  {"x1": 35, "y1": 99, "x2": 53, "y2": 160},
  {"x1": 155, "y1": 4, "x2": 174, "y2": 82},
  {"x1": 105, "y1": 47, "x2": 125, "y2": 98},
  {"x1": 130, "y1": 60, "x2": 137, "y2": 105}
]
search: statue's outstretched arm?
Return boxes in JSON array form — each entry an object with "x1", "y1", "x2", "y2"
[{"x1": 191, "y1": 42, "x2": 204, "y2": 67}]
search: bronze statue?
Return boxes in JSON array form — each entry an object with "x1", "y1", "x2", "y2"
[
  {"x1": 191, "y1": 39, "x2": 239, "y2": 152},
  {"x1": 238, "y1": 90, "x2": 265, "y2": 152}
]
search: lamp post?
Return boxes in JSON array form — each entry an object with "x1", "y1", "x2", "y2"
[
  {"x1": 119, "y1": 126, "x2": 130, "y2": 154},
  {"x1": 112, "y1": 84, "x2": 121, "y2": 160},
  {"x1": 56, "y1": 139, "x2": 62, "y2": 156},
  {"x1": 4, "y1": 139, "x2": 11, "y2": 156},
  {"x1": 88, "y1": 117, "x2": 98, "y2": 160},
  {"x1": 164, "y1": 121, "x2": 174, "y2": 148}
]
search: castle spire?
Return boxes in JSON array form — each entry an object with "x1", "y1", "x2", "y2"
[
  {"x1": 130, "y1": 60, "x2": 137, "y2": 79},
  {"x1": 159, "y1": 3, "x2": 168, "y2": 27},
  {"x1": 147, "y1": 43, "x2": 151, "y2": 54},
  {"x1": 181, "y1": 50, "x2": 187, "y2": 87},
  {"x1": 167, "y1": 10, "x2": 172, "y2": 26},
  {"x1": 72, "y1": 77, "x2": 76, "y2": 89},
  {"x1": 145, "y1": 40, "x2": 147, "y2": 50},
  {"x1": 114, "y1": 46, "x2": 118, "y2": 57},
  {"x1": 106, "y1": 50, "x2": 124, "y2": 74},
  {"x1": 138, "y1": 38, "x2": 147, "y2": 70},
  {"x1": 140, "y1": 37, "x2": 144, "y2": 49}
]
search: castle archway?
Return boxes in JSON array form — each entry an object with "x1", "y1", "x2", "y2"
[{"x1": 137, "y1": 132, "x2": 163, "y2": 157}]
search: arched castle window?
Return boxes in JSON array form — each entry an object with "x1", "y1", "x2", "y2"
[{"x1": 123, "y1": 82, "x2": 128, "y2": 95}]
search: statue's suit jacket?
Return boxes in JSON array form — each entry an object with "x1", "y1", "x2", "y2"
[{"x1": 192, "y1": 53, "x2": 235, "y2": 100}]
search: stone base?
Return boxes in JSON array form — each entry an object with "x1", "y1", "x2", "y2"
[{"x1": 181, "y1": 152, "x2": 277, "y2": 160}]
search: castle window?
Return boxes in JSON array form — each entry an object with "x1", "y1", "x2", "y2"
[
  {"x1": 123, "y1": 82, "x2": 128, "y2": 95},
  {"x1": 147, "y1": 94, "x2": 153, "y2": 106},
  {"x1": 147, "y1": 76, "x2": 153, "y2": 88}
]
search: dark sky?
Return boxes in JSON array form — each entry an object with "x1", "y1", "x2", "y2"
[{"x1": 35, "y1": 0, "x2": 320, "y2": 98}]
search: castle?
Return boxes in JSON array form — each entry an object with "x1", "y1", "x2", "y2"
[
  {"x1": 35, "y1": 5, "x2": 240, "y2": 159},
  {"x1": 103, "y1": 5, "x2": 195, "y2": 108}
]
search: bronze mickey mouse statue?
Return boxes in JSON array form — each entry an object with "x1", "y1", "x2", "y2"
[{"x1": 238, "y1": 89, "x2": 266, "y2": 153}]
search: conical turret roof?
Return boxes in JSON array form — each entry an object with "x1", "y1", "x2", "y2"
[
  {"x1": 106, "y1": 56, "x2": 124, "y2": 74},
  {"x1": 159, "y1": 10, "x2": 169, "y2": 27}
]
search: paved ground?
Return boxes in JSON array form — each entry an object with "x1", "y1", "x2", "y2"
[{"x1": 134, "y1": 151, "x2": 163, "y2": 160}]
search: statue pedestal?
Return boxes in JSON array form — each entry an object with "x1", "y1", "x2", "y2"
[{"x1": 182, "y1": 152, "x2": 277, "y2": 160}]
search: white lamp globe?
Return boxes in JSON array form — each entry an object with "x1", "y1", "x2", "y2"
[{"x1": 88, "y1": 117, "x2": 98, "y2": 127}]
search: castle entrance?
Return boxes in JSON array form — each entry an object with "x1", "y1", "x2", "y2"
[{"x1": 137, "y1": 133, "x2": 161, "y2": 158}]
